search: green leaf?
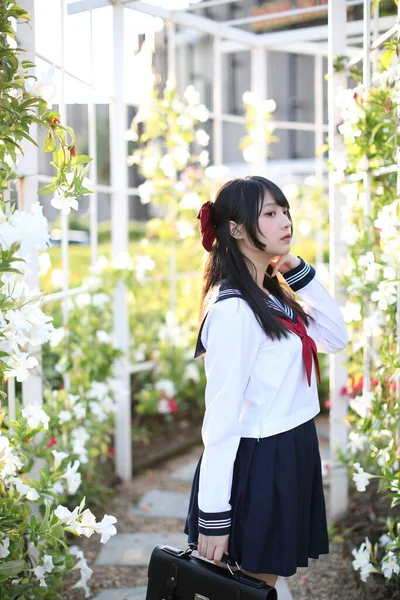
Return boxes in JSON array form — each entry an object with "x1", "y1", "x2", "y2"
[
  {"x1": 42, "y1": 134, "x2": 56, "y2": 153},
  {"x1": 0, "y1": 560, "x2": 26, "y2": 578},
  {"x1": 19, "y1": 131, "x2": 38, "y2": 147},
  {"x1": 380, "y1": 48, "x2": 396, "y2": 71},
  {"x1": 37, "y1": 182, "x2": 56, "y2": 196},
  {"x1": 53, "y1": 146, "x2": 65, "y2": 167},
  {"x1": 71, "y1": 155, "x2": 92, "y2": 166}
]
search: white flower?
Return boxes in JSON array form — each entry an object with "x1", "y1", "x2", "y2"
[
  {"x1": 95, "y1": 514, "x2": 117, "y2": 544},
  {"x1": 0, "y1": 436, "x2": 23, "y2": 480},
  {"x1": 158, "y1": 398, "x2": 172, "y2": 414},
  {"x1": 243, "y1": 145, "x2": 258, "y2": 163},
  {"x1": 72, "y1": 439, "x2": 88, "y2": 464},
  {"x1": 89, "y1": 401, "x2": 106, "y2": 423},
  {"x1": 379, "y1": 534, "x2": 393, "y2": 548},
  {"x1": 78, "y1": 508, "x2": 97, "y2": 538},
  {"x1": 349, "y1": 392, "x2": 374, "y2": 419},
  {"x1": 342, "y1": 301, "x2": 362, "y2": 323},
  {"x1": 184, "y1": 85, "x2": 200, "y2": 106},
  {"x1": 63, "y1": 460, "x2": 82, "y2": 495},
  {"x1": 347, "y1": 431, "x2": 368, "y2": 455},
  {"x1": 192, "y1": 103, "x2": 209, "y2": 122},
  {"x1": 352, "y1": 462, "x2": 373, "y2": 492},
  {"x1": 195, "y1": 129, "x2": 210, "y2": 146},
  {"x1": 0, "y1": 203, "x2": 51, "y2": 258},
  {"x1": 22, "y1": 405, "x2": 50, "y2": 430},
  {"x1": 50, "y1": 193, "x2": 79, "y2": 215},
  {"x1": 54, "y1": 504, "x2": 80, "y2": 528},
  {"x1": 52, "y1": 450, "x2": 68, "y2": 470},
  {"x1": 176, "y1": 220, "x2": 195, "y2": 240},
  {"x1": 371, "y1": 282, "x2": 397, "y2": 311},
  {"x1": 160, "y1": 154, "x2": 176, "y2": 178},
  {"x1": 124, "y1": 128, "x2": 138, "y2": 142},
  {"x1": 96, "y1": 330, "x2": 111, "y2": 344},
  {"x1": 51, "y1": 481, "x2": 64, "y2": 496},
  {"x1": 38, "y1": 252, "x2": 51, "y2": 276},
  {"x1": 33, "y1": 565, "x2": 47, "y2": 588},
  {"x1": 352, "y1": 540, "x2": 371, "y2": 571},
  {"x1": 111, "y1": 252, "x2": 133, "y2": 271},
  {"x1": 141, "y1": 155, "x2": 158, "y2": 178},
  {"x1": 199, "y1": 150, "x2": 209, "y2": 167},
  {"x1": 70, "y1": 548, "x2": 93, "y2": 598},
  {"x1": 185, "y1": 362, "x2": 200, "y2": 383},
  {"x1": 0, "y1": 537, "x2": 10, "y2": 559},
  {"x1": 177, "y1": 115, "x2": 192, "y2": 130},
  {"x1": 172, "y1": 146, "x2": 190, "y2": 166},
  {"x1": 359, "y1": 562, "x2": 375, "y2": 582},
  {"x1": 155, "y1": 379, "x2": 176, "y2": 398},
  {"x1": 86, "y1": 381, "x2": 109, "y2": 401},
  {"x1": 72, "y1": 427, "x2": 90, "y2": 446},
  {"x1": 264, "y1": 98, "x2": 276, "y2": 112},
  {"x1": 8, "y1": 476, "x2": 39, "y2": 501},
  {"x1": 242, "y1": 91, "x2": 256, "y2": 106},
  {"x1": 91, "y1": 293, "x2": 110, "y2": 308},
  {"x1": 72, "y1": 402, "x2": 86, "y2": 420},
  {"x1": 137, "y1": 180, "x2": 154, "y2": 204},
  {"x1": 58, "y1": 410, "x2": 72, "y2": 424},
  {"x1": 382, "y1": 551, "x2": 400, "y2": 579},
  {"x1": 74, "y1": 292, "x2": 91, "y2": 308},
  {"x1": 135, "y1": 255, "x2": 155, "y2": 283},
  {"x1": 204, "y1": 164, "x2": 230, "y2": 179},
  {"x1": 340, "y1": 223, "x2": 361, "y2": 245},
  {"x1": 180, "y1": 192, "x2": 202, "y2": 211}
]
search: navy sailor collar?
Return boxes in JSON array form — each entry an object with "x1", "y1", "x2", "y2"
[{"x1": 194, "y1": 281, "x2": 298, "y2": 359}]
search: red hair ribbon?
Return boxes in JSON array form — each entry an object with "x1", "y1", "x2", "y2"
[
  {"x1": 197, "y1": 200, "x2": 216, "y2": 252},
  {"x1": 276, "y1": 316, "x2": 321, "y2": 387}
]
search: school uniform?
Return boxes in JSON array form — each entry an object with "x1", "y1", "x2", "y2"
[{"x1": 184, "y1": 256, "x2": 349, "y2": 577}]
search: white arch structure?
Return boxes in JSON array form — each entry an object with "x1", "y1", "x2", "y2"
[{"x1": 9, "y1": 0, "x2": 400, "y2": 523}]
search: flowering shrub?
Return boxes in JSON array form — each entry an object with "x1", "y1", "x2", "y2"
[
  {"x1": 135, "y1": 326, "x2": 206, "y2": 416},
  {"x1": 332, "y1": 45, "x2": 400, "y2": 583},
  {"x1": 0, "y1": 2, "x2": 118, "y2": 595},
  {"x1": 128, "y1": 77, "x2": 212, "y2": 242},
  {"x1": 0, "y1": 403, "x2": 117, "y2": 597},
  {"x1": 240, "y1": 91, "x2": 279, "y2": 163}
]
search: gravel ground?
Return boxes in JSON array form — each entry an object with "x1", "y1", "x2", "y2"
[{"x1": 65, "y1": 440, "x2": 386, "y2": 600}]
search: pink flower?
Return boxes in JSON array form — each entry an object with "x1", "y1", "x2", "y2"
[
  {"x1": 167, "y1": 398, "x2": 178, "y2": 413},
  {"x1": 46, "y1": 436, "x2": 57, "y2": 448}
]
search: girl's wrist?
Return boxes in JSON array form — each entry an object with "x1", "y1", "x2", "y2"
[{"x1": 279, "y1": 254, "x2": 301, "y2": 274}]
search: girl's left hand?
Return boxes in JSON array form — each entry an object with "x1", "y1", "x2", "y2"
[{"x1": 269, "y1": 253, "x2": 301, "y2": 277}]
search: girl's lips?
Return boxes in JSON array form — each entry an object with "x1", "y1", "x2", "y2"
[{"x1": 281, "y1": 235, "x2": 291, "y2": 241}]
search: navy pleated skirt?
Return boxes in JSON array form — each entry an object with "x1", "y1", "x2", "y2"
[{"x1": 184, "y1": 416, "x2": 329, "y2": 577}]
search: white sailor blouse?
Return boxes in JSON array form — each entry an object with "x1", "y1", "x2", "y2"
[{"x1": 195, "y1": 257, "x2": 349, "y2": 537}]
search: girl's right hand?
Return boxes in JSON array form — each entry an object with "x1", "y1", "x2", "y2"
[{"x1": 197, "y1": 532, "x2": 229, "y2": 562}]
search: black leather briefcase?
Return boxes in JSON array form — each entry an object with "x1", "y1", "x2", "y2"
[{"x1": 145, "y1": 544, "x2": 278, "y2": 600}]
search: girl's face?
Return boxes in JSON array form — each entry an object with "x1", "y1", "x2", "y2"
[{"x1": 256, "y1": 190, "x2": 292, "y2": 255}]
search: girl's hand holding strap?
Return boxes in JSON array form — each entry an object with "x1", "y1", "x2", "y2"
[{"x1": 198, "y1": 532, "x2": 230, "y2": 563}]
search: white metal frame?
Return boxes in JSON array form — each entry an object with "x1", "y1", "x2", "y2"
[{"x1": 11, "y1": 2, "x2": 398, "y2": 507}]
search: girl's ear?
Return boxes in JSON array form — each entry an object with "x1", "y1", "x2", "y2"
[{"x1": 230, "y1": 220, "x2": 245, "y2": 239}]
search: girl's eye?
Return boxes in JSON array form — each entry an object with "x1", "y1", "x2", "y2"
[{"x1": 265, "y1": 210, "x2": 290, "y2": 217}]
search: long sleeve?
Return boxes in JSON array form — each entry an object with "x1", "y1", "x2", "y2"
[
  {"x1": 283, "y1": 257, "x2": 349, "y2": 354},
  {"x1": 198, "y1": 297, "x2": 261, "y2": 536}
]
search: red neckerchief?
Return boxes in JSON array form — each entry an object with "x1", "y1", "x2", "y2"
[{"x1": 276, "y1": 316, "x2": 321, "y2": 387}]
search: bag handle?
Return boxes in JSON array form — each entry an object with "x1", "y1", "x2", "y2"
[{"x1": 184, "y1": 542, "x2": 241, "y2": 576}]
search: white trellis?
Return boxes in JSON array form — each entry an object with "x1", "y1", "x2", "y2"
[{"x1": 9, "y1": 1, "x2": 399, "y2": 524}]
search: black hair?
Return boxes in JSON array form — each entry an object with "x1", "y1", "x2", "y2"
[{"x1": 199, "y1": 175, "x2": 313, "y2": 340}]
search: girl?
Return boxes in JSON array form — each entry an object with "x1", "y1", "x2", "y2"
[{"x1": 184, "y1": 176, "x2": 349, "y2": 588}]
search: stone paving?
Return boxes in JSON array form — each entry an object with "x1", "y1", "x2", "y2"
[{"x1": 93, "y1": 418, "x2": 331, "y2": 599}]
